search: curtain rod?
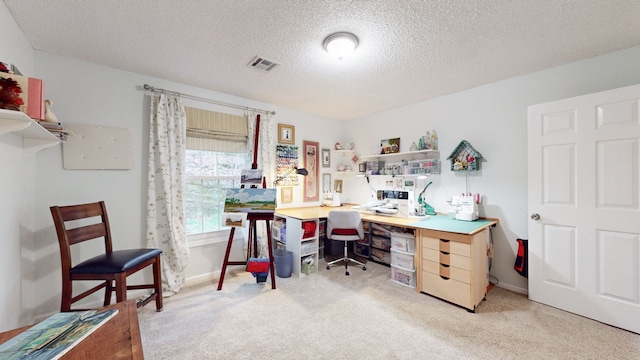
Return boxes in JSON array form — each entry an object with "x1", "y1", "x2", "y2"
[{"x1": 142, "y1": 84, "x2": 276, "y2": 116}]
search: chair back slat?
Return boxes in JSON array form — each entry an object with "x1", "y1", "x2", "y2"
[
  {"x1": 66, "y1": 222, "x2": 109, "y2": 245},
  {"x1": 56, "y1": 202, "x2": 104, "y2": 221}
]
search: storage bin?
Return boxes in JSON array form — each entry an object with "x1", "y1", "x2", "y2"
[
  {"x1": 390, "y1": 249, "x2": 414, "y2": 270},
  {"x1": 301, "y1": 256, "x2": 316, "y2": 275},
  {"x1": 300, "y1": 241, "x2": 316, "y2": 256},
  {"x1": 302, "y1": 221, "x2": 316, "y2": 239},
  {"x1": 391, "y1": 233, "x2": 416, "y2": 253},
  {"x1": 371, "y1": 248, "x2": 391, "y2": 264},
  {"x1": 408, "y1": 159, "x2": 440, "y2": 175},
  {"x1": 354, "y1": 242, "x2": 370, "y2": 258},
  {"x1": 371, "y1": 235, "x2": 391, "y2": 250},
  {"x1": 272, "y1": 223, "x2": 285, "y2": 243},
  {"x1": 391, "y1": 264, "x2": 416, "y2": 288}
]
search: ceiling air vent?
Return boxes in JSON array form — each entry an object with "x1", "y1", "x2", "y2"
[{"x1": 248, "y1": 56, "x2": 280, "y2": 72}]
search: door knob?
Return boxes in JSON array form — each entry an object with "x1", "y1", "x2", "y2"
[{"x1": 530, "y1": 213, "x2": 540, "y2": 220}]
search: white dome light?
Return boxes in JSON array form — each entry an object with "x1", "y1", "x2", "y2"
[{"x1": 323, "y1": 32, "x2": 359, "y2": 60}]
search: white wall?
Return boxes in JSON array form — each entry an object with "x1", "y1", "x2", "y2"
[
  {"x1": 345, "y1": 45, "x2": 640, "y2": 293},
  {"x1": 0, "y1": 3, "x2": 38, "y2": 331}
]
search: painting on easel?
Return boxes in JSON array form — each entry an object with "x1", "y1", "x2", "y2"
[
  {"x1": 224, "y1": 188, "x2": 277, "y2": 213},
  {"x1": 240, "y1": 169, "x2": 263, "y2": 187},
  {"x1": 223, "y1": 188, "x2": 276, "y2": 227}
]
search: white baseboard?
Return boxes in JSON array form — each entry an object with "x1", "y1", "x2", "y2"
[
  {"x1": 495, "y1": 282, "x2": 528, "y2": 295},
  {"x1": 184, "y1": 272, "x2": 220, "y2": 287}
]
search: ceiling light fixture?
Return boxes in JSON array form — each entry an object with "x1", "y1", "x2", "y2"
[{"x1": 323, "y1": 32, "x2": 359, "y2": 60}]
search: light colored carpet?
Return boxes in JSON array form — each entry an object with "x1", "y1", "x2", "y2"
[{"x1": 138, "y1": 260, "x2": 640, "y2": 359}]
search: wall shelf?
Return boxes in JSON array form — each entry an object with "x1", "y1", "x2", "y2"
[
  {"x1": 360, "y1": 149, "x2": 440, "y2": 175},
  {"x1": 360, "y1": 149, "x2": 439, "y2": 161},
  {"x1": 334, "y1": 149, "x2": 355, "y2": 156},
  {"x1": 0, "y1": 109, "x2": 60, "y2": 157}
]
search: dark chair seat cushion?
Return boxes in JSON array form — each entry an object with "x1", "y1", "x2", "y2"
[
  {"x1": 331, "y1": 228, "x2": 359, "y2": 236},
  {"x1": 329, "y1": 228, "x2": 361, "y2": 241},
  {"x1": 71, "y1": 248, "x2": 162, "y2": 274}
]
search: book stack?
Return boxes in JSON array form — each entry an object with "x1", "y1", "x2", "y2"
[
  {"x1": 37, "y1": 121, "x2": 70, "y2": 141},
  {"x1": 0, "y1": 308, "x2": 118, "y2": 359}
]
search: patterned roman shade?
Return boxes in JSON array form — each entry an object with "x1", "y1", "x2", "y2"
[{"x1": 185, "y1": 107, "x2": 248, "y2": 152}]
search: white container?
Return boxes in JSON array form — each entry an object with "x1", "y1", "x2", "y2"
[
  {"x1": 391, "y1": 264, "x2": 416, "y2": 288},
  {"x1": 391, "y1": 233, "x2": 416, "y2": 253},
  {"x1": 300, "y1": 241, "x2": 316, "y2": 256},
  {"x1": 391, "y1": 249, "x2": 415, "y2": 270}
]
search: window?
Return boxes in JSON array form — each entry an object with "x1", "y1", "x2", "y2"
[
  {"x1": 183, "y1": 107, "x2": 249, "y2": 236},
  {"x1": 185, "y1": 150, "x2": 249, "y2": 235}
]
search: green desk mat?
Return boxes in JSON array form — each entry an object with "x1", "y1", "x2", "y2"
[{"x1": 409, "y1": 214, "x2": 493, "y2": 234}]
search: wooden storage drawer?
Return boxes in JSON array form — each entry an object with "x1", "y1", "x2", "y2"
[
  {"x1": 422, "y1": 248, "x2": 471, "y2": 270},
  {"x1": 422, "y1": 260, "x2": 471, "y2": 283},
  {"x1": 422, "y1": 236, "x2": 471, "y2": 256},
  {"x1": 421, "y1": 271, "x2": 471, "y2": 308}
]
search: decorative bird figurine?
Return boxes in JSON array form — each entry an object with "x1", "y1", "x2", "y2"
[{"x1": 44, "y1": 99, "x2": 59, "y2": 123}]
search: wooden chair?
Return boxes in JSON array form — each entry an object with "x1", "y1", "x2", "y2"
[{"x1": 50, "y1": 201, "x2": 163, "y2": 312}]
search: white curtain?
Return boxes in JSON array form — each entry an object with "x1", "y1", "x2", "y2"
[
  {"x1": 146, "y1": 94, "x2": 190, "y2": 296},
  {"x1": 246, "y1": 112, "x2": 277, "y2": 257}
]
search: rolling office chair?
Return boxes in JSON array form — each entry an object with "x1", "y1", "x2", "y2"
[
  {"x1": 325, "y1": 210, "x2": 367, "y2": 276},
  {"x1": 50, "y1": 201, "x2": 163, "y2": 312}
]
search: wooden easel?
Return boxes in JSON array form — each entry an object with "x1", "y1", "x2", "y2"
[
  {"x1": 217, "y1": 212, "x2": 275, "y2": 290},
  {"x1": 217, "y1": 114, "x2": 276, "y2": 290}
]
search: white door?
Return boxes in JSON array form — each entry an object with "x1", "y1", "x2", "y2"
[{"x1": 528, "y1": 84, "x2": 640, "y2": 334}]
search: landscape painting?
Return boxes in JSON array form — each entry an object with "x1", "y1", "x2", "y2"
[{"x1": 224, "y1": 188, "x2": 277, "y2": 213}]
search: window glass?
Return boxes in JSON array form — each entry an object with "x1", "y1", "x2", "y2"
[{"x1": 185, "y1": 150, "x2": 248, "y2": 235}]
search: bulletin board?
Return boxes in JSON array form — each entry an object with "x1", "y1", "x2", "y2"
[{"x1": 62, "y1": 124, "x2": 133, "y2": 170}]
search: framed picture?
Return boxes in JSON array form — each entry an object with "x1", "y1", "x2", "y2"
[
  {"x1": 380, "y1": 137, "x2": 400, "y2": 154},
  {"x1": 278, "y1": 123, "x2": 295, "y2": 144},
  {"x1": 323, "y1": 173, "x2": 331, "y2": 192},
  {"x1": 303, "y1": 140, "x2": 319, "y2": 202},
  {"x1": 334, "y1": 179, "x2": 343, "y2": 193},
  {"x1": 321, "y1": 148, "x2": 331, "y2": 168},
  {"x1": 395, "y1": 177, "x2": 403, "y2": 189},
  {"x1": 281, "y1": 186, "x2": 293, "y2": 204},
  {"x1": 404, "y1": 179, "x2": 415, "y2": 188}
]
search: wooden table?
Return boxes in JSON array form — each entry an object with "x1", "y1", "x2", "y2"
[{"x1": 0, "y1": 299, "x2": 143, "y2": 359}]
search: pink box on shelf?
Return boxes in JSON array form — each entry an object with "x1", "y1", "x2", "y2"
[{"x1": 0, "y1": 72, "x2": 45, "y2": 120}]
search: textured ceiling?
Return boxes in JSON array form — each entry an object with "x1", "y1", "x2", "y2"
[{"x1": 5, "y1": 0, "x2": 640, "y2": 120}]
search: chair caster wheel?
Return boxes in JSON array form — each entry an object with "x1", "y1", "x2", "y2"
[
  {"x1": 345, "y1": 271, "x2": 350, "y2": 276},
  {"x1": 326, "y1": 265, "x2": 330, "y2": 270},
  {"x1": 363, "y1": 267, "x2": 366, "y2": 271}
]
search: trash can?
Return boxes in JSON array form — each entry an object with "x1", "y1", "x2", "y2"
[{"x1": 274, "y1": 248, "x2": 293, "y2": 278}]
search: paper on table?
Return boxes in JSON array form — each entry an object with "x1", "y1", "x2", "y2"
[{"x1": 0, "y1": 308, "x2": 118, "y2": 359}]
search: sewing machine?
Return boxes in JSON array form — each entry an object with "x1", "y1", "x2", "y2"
[
  {"x1": 453, "y1": 195, "x2": 479, "y2": 221},
  {"x1": 353, "y1": 190, "x2": 414, "y2": 217},
  {"x1": 322, "y1": 192, "x2": 341, "y2": 207}
]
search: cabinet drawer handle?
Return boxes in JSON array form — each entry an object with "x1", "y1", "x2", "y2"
[
  {"x1": 440, "y1": 276, "x2": 450, "y2": 280},
  {"x1": 440, "y1": 239, "x2": 450, "y2": 243},
  {"x1": 440, "y1": 263, "x2": 449, "y2": 268},
  {"x1": 440, "y1": 251, "x2": 450, "y2": 255}
]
